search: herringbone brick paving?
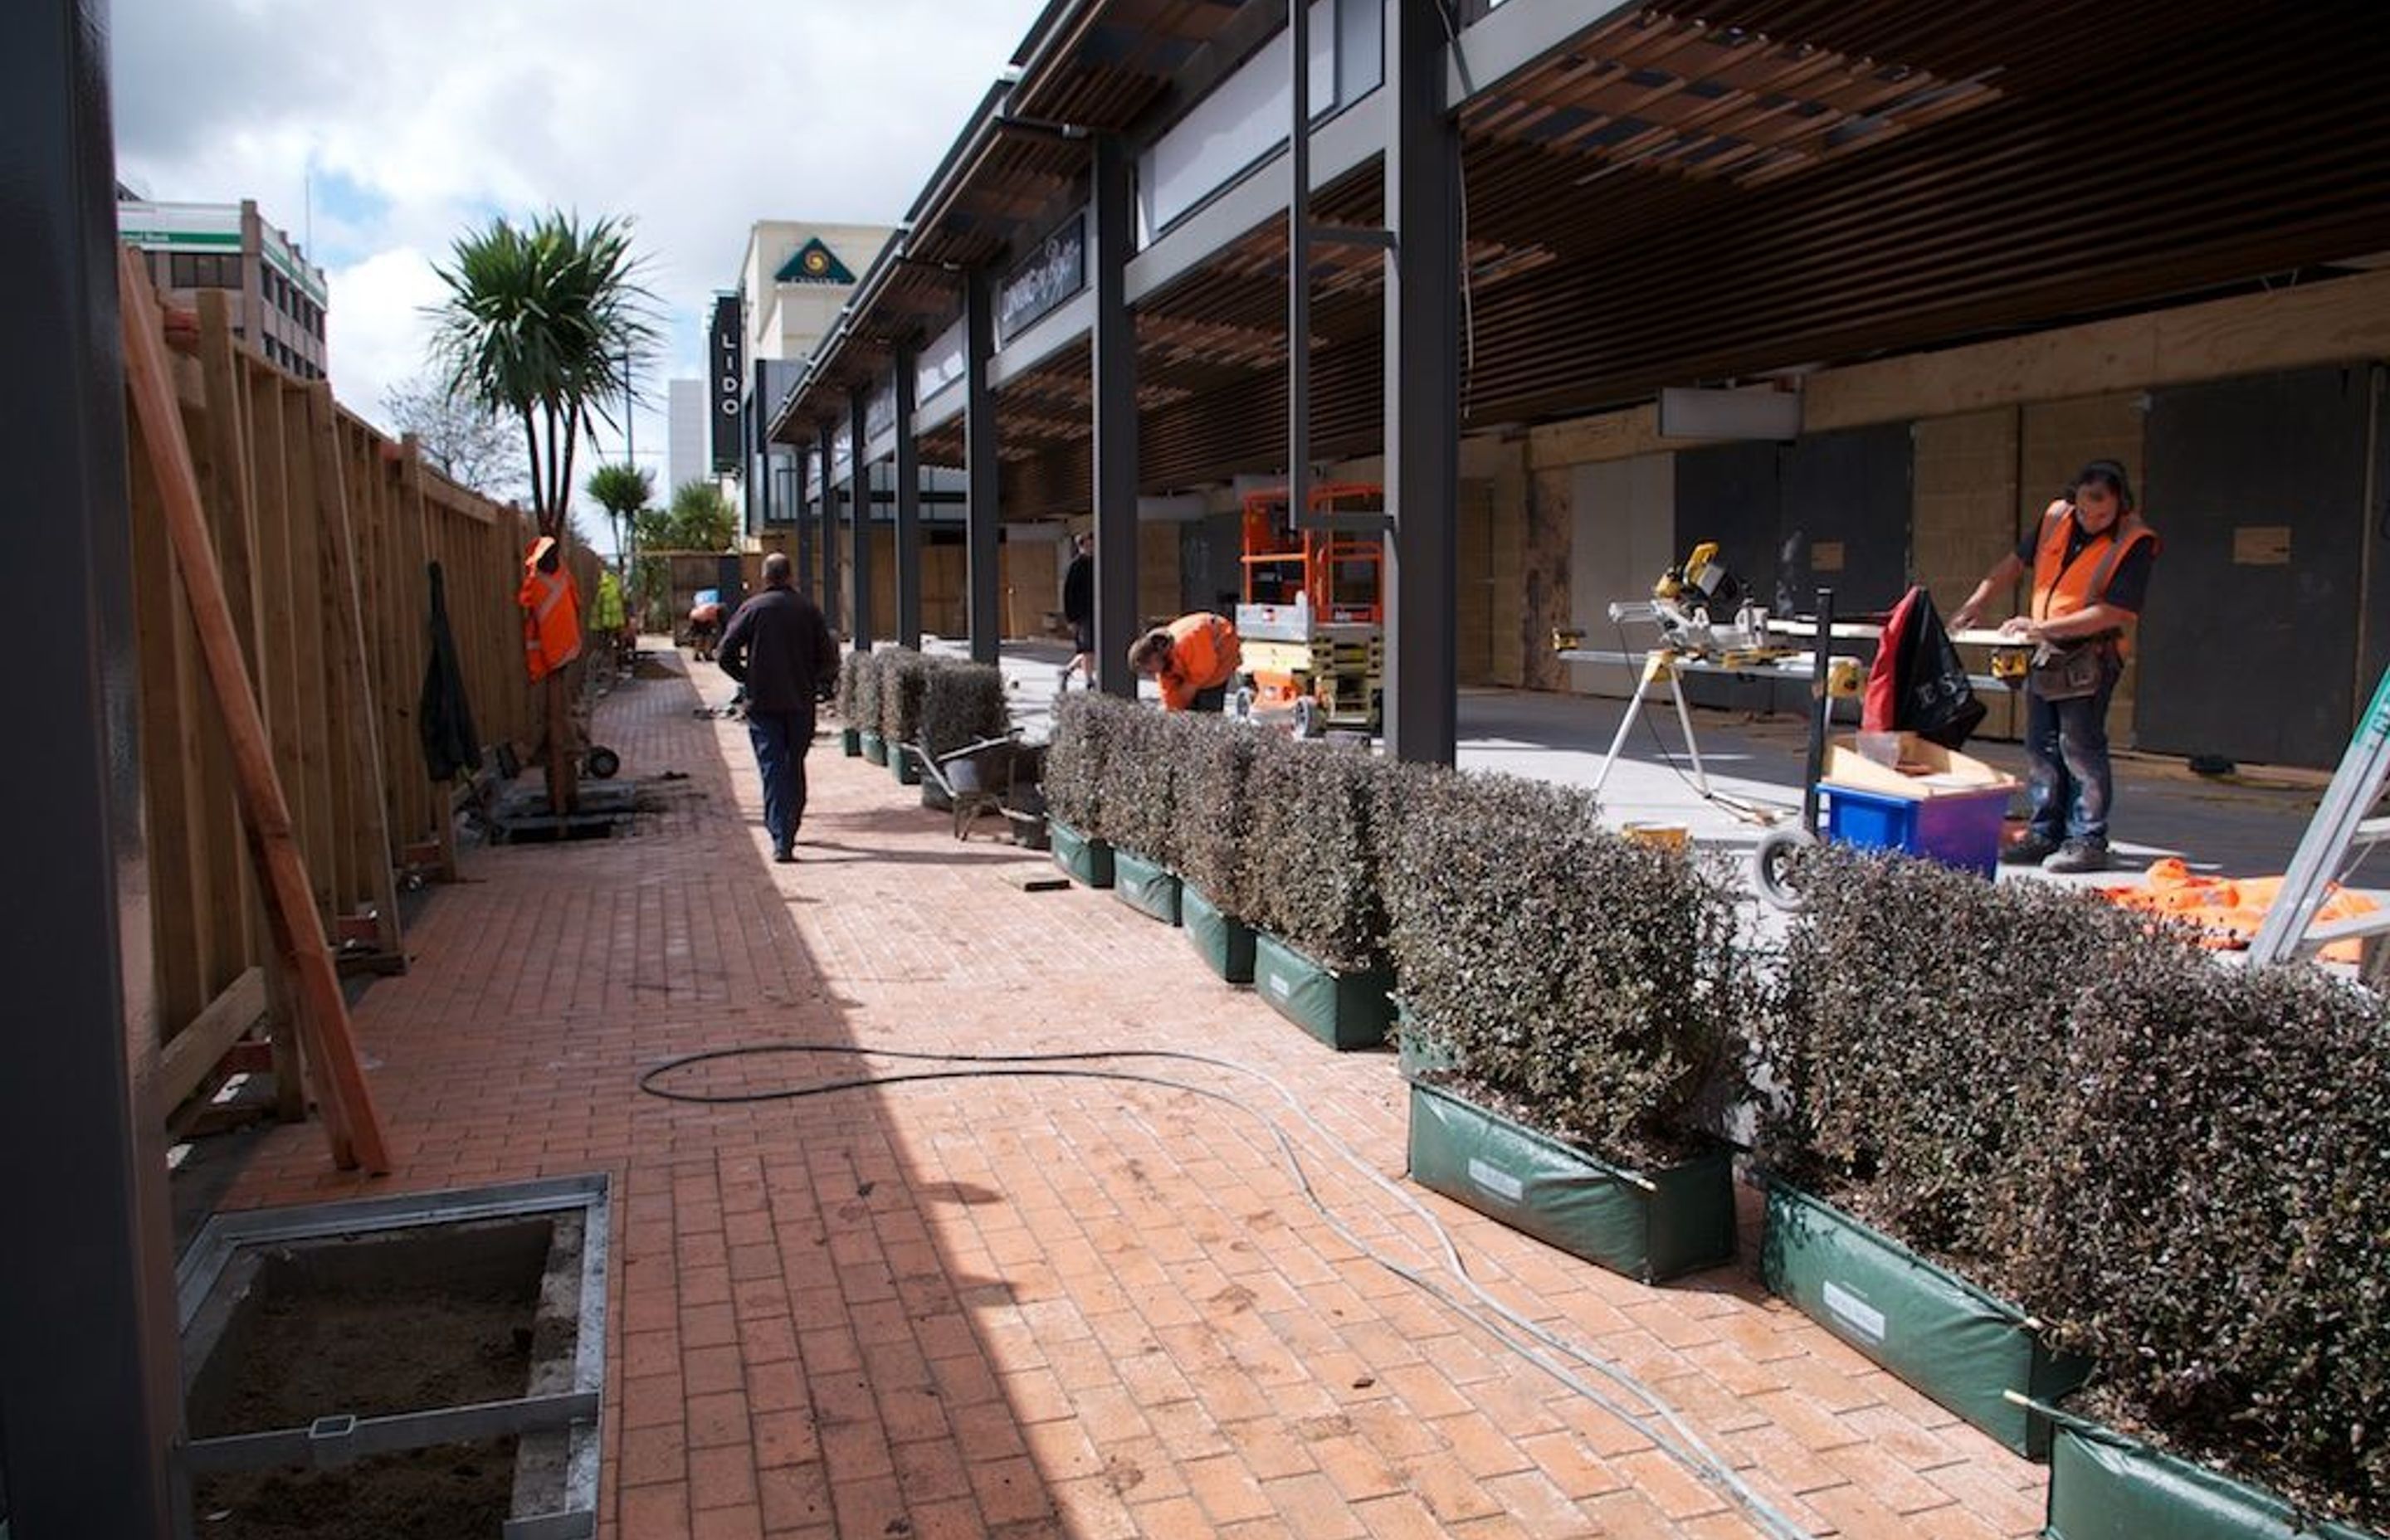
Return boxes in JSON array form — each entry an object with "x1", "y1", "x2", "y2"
[{"x1": 223, "y1": 648, "x2": 2046, "y2": 1538}]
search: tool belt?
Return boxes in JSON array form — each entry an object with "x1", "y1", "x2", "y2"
[{"x1": 2027, "y1": 637, "x2": 2116, "y2": 702}]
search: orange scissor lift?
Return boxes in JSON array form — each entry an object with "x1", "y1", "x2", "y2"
[{"x1": 1234, "y1": 482, "x2": 1385, "y2": 735}]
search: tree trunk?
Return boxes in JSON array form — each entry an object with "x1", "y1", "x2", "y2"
[{"x1": 544, "y1": 670, "x2": 578, "y2": 815}]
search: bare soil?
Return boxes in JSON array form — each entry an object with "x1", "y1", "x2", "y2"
[{"x1": 191, "y1": 1440, "x2": 515, "y2": 1538}]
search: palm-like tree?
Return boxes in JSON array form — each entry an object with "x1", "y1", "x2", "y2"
[
  {"x1": 585, "y1": 461, "x2": 654, "y2": 578},
  {"x1": 430, "y1": 212, "x2": 658, "y2": 539}
]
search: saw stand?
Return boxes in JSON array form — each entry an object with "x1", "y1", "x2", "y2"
[
  {"x1": 2248, "y1": 659, "x2": 2390, "y2": 970},
  {"x1": 1593, "y1": 649, "x2": 1715, "y2": 797}
]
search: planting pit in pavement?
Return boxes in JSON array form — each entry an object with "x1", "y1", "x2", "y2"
[{"x1": 177, "y1": 1176, "x2": 608, "y2": 1540}]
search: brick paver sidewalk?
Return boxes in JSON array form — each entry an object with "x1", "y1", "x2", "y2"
[{"x1": 226, "y1": 649, "x2": 2046, "y2": 1538}]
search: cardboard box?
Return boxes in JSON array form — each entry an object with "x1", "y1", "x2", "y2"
[{"x1": 1820, "y1": 731, "x2": 2018, "y2": 801}]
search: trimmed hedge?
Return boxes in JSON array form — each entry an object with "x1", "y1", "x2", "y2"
[
  {"x1": 1173, "y1": 719, "x2": 1266, "y2": 919},
  {"x1": 1246, "y1": 735, "x2": 1390, "y2": 974},
  {"x1": 878, "y1": 650, "x2": 932, "y2": 751},
  {"x1": 1043, "y1": 690, "x2": 1134, "y2": 835},
  {"x1": 1096, "y1": 707, "x2": 1190, "y2": 867},
  {"x1": 1757, "y1": 846, "x2": 2169, "y2": 1266},
  {"x1": 836, "y1": 649, "x2": 877, "y2": 728},
  {"x1": 1383, "y1": 768, "x2": 1746, "y2": 1164},
  {"x1": 917, "y1": 659, "x2": 1009, "y2": 763},
  {"x1": 2009, "y1": 958, "x2": 2390, "y2": 1533}
]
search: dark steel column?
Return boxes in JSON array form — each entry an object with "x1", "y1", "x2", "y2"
[
  {"x1": 848, "y1": 391, "x2": 875, "y2": 650},
  {"x1": 963, "y1": 272, "x2": 1001, "y2": 665},
  {"x1": 1384, "y1": 0, "x2": 1461, "y2": 765},
  {"x1": 1288, "y1": 0, "x2": 1313, "y2": 532},
  {"x1": 817, "y1": 422, "x2": 843, "y2": 632},
  {"x1": 893, "y1": 349, "x2": 923, "y2": 651},
  {"x1": 2, "y1": 2, "x2": 185, "y2": 1535},
  {"x1": 794, "y1": 445, "x2": 815, "y2": 594},
  {"x1": 1092, "y1": 133, "x2": 1141, "y2": 699}
]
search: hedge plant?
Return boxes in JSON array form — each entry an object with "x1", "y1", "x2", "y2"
[
  {"x1": 1756, "y1": 845, "x2": 2176, "y2": 1269},
  {"x1": 836, "y1": 649, "x2": 877, "y2": 729},
  {"x1": 1042, "y1": 690, "x2": 1134, "y2": 836},
  {"x1": 917, "y1": 660, "x2": 1010, "y2": 763},
  {"x1": 878, "y1": 649, "x2": 932, "y2": 750},
  {"x1": 1247, "y1": 735, "x2": 1391, "y2": 974},
  {"x1": 1383, "y1": 768, "x2": 1746, "y2": 1164},
  {"x1": 1095, "y1": 706, "x2": 1189, "y2": 867},
  {"x1": 1173, "y1": 716, "x2": 1266, "y2": 918},
  {"x1": 2008, "y1": 957, "x2": 2390, "y2": 1533}
]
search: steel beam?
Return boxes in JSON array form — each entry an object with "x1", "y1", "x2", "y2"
[
  {"x1": 1444, "y1": 0, "x2": 1640, "y2": 113},
  {"x1": 1124, "y1": 94, "x2": 1383, "y2": 307},
  {"x1": 963, "y1": 272, "x2": 1002, "y2": 665},
  {"x1": 1, "y1": 2, "x2": 186, "y2": 1534},
  {"x1": 848, "y1": 392, "x2": 874, "y2": 649},
  {"x1": 1385, "y1": 0, "x2": 1462, "y2": 765},
  {"x1": 893, "y1": 348, "x2": 922, "y2": 650},
  {"x1": 818, "y1": 422, "x2": 843, "y2": 632},
  {"x1": 986, "y1": 289, "x2": 1097, "y2": 392},
  {"x1": 1092, "y1": 134, "x2": 1142, "y2": 699},
  {"x1": 1288, "y1": 0, "x2": 1313, "y2": 549},
  {"x1": 794, "y1": 446, "x2": 815, "y2": 593}
]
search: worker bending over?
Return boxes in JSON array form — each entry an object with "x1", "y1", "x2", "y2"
[
  {"x1": 1129, "y1": 612, "x2": 1242, "y2": 712},
  {"x1": 1952, "y1": 459, "x2": 2158, "y2": 875}
]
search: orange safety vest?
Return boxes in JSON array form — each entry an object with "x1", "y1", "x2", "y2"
[
  {"x1": 517, "y1": 538, "x2": 583, "y2": 682},
  {"x1": 1159, "y1": 612, "x2": 1241, "y2": 711},
  {"x1": 2030, "y1": 500, "x2": 2157, "y2": 657}
]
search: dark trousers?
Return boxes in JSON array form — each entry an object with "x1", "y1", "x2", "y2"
[
  {"x1": 2023, "y1": 659, "x2": 2120, "y2": 844},
  {"x1": 747, "y1": 708, "x2": 815, "y2": 853}
]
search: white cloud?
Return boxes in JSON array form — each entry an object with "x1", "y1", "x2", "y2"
[{"x1": 110, "y1": 0, "x2": 1051, "y2": 505}]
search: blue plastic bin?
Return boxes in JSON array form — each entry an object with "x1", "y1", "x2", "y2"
[{"x1": 1822, "y1": 782, "x2": 2008, "y2": 877}]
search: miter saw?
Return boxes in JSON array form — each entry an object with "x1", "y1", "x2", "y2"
[{"x1": 1604, "y1": 542, "x2": 1790, "y2": 666}]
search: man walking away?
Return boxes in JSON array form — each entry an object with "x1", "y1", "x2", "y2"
[
  {"x1": 718, "y1": 553, "x2": 838, "y2": 863},
  {"x1": 1060, "y1": 531, "x2": 1095, "y2": 690}
]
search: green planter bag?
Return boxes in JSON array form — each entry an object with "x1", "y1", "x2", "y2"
[
  {"x1": 2043, "y1": 1416, "x2": 2383, "y2": 1540},
  {"x1": 1181, "y1": 884, "x2": 1255, "y2": 983},
  {"x1": 1761, "y1": 1178, "x2": 2089, "y2": 1458},
  {"x1": 1393, "y1": 1004, "x2": 1457, "y2": 1079},
  {"x1": 860, "y1": 729, "x2": 888, "y2": 766},
  {"x1": 1048, "y1": 819, "x2": 1114, "y2": 889},
  {"x1": 1252, "y1": 932, "x2": 1393, "y2": 1050},
  {"x1": 1407, "y1": 1080, "x2": 1735, "y2": 1284},
  {"x1": 890, "y1": 743, "x2": 921, "y2": 787},
  {"x1": 840, "y1": 727, "x2": 862, "y2": 758},
  {"x1": 1110, "y1": 850, "x2": 1181, "y2": 926}
]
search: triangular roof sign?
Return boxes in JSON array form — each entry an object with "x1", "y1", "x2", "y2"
[{"x1": 775, "y1": 237, "x2": 855, "y2": 285}]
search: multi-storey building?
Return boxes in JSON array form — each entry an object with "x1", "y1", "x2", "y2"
[{"x1": 116, "y1": 196, "x2": 328, "y2": 380}]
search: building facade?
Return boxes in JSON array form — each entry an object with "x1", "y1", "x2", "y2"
[
  {"x1": 667, "y1": 378, "x2": 708, "y2": 497},
  {"x1": 116, "y1": 197, "x2": 327, "y2": 380}
]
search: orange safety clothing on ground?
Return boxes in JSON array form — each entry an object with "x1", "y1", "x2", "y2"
[
  {"x1": 2100, "y1": 857, "x2": 2378, "y2": 963},
  {"x1": 2031, "y1": 500, "x2": 2158, "y2": 657},
  {"x1": 518, "y1": 536, "x2": 583, "y2": 682},
  {"x1": 1158, "y1": 612, "x2": 1241, "y2": 711}
]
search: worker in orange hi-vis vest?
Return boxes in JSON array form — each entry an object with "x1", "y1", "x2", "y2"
[
  {"x1": 517, "y1": 535, "x2": 583, "y2": 682},
  {"x1": 1950, "y1": 459, "x2": 2159, "y2": 875},
  {"x1": 1129, "y1": 611, "x2": 1242, "y2": 712}
]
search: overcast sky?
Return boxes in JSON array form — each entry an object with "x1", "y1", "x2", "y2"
[{"x1": 109, "y1": 0, "x2": 1050, "y2": 515}]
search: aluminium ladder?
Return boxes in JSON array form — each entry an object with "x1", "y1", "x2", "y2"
[{"x1": 2246, "y1": 660, "x2": 2390, "y2": 967}]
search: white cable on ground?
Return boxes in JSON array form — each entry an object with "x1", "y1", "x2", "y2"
[{"x1": 640, "y1": 1043, "x2": 1812, "y2": 1540}]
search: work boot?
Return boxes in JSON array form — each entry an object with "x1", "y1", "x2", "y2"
[
  {"x1": 2000, "y1": 831, "x2": 2061, "y2": 866},
  {"x1": 773, "y1": 843, "x2": 795, "y2": 865},
  {"x1": 2042, "y1": 838, "x2": 2110, "y2": 875}
]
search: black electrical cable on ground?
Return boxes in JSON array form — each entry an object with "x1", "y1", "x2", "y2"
[{"x1": 640, "y1": 1042, "x2": 1812, "y2": 1540}]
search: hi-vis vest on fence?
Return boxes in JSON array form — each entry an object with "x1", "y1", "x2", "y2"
[
  {"x1": 517, "y1": 536, "x2": 583, "y2": 682},
  {"x1": 2029, "y1": 500, "x2": 2158, "y2": 658}
]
